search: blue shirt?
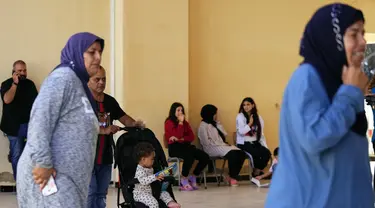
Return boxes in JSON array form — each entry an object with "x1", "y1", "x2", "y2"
[{"x1": 265, "y1": 64, "x2": 374, "y2": 208}]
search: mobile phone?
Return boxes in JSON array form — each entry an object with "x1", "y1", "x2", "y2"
[{"x1": 42, "y1": 175, "x2": 58, "y2": 196}]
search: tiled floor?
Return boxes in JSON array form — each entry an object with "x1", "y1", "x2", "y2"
[{"x1": 0, "y1": 182, "x2": 268, "y2": 208}]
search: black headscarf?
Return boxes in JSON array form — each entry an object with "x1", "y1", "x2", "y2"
[
  {"x1": 300, "y1": 3, "x2": 367, "y2": 136},
  {"x1": 200, "y1": 104, "x2": 226, "y2": 143}
]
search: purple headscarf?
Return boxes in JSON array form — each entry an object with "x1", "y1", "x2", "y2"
[
  {"x1": 55, "y1": 32, "x2": 105, "y2": 112},
  {"x1": 300, "y1": 3, "x2": 367, "y2": 136}
]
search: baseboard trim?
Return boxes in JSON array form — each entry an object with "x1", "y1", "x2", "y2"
[{"x1": 0, "y1": 185, "x2": 16, "y2": 192}]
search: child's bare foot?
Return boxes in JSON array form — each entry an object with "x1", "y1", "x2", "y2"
[{"x1": 167, "y1": 201, "x2": 181, "y2": 208}]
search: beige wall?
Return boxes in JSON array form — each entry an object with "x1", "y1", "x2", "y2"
[
  {"x1": 122, "y1": 0, "x2": 189, "y2": 144},
  {"x1": 0, "y1": 0, "x2": 110, "y2": 174},
  {"x1": 0, "y1": 0, "x2": 111, "y2": 90},
  {"x1": 189, "y1": 0, "x2": 375, "y2": 152}
]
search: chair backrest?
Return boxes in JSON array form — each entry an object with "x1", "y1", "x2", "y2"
[{"x1": 196, "y1": 137, "x2": 204, "y2": 150}]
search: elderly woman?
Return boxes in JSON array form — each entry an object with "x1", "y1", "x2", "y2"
[
  {"x1": 265, "y1": 3, "x2": 374, "y2": 207},
  {"x1": 16, "y1": 32, "x2": 104, "y2": 208}
]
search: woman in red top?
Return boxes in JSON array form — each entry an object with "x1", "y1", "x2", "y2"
[{"x1": 165, "y1": 102, "x2": 209, "y2": 191}]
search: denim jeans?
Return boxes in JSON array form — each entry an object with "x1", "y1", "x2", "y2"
[
  {"x1": 87, "y1": 164, "x2": 113, "y2": 208},
  {"x1": 8, "y1": 135, "x2": 25, "y2": 181}
]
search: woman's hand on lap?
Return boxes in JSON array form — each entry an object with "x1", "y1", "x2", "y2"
[{"x1": 169, "y1": 136, "x2": 178, "y2": 142}]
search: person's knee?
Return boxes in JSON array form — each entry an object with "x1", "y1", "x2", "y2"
[
  {"x1": 96, "y1": 190, "x2": 108, "y2": 198},
  {"x1": 240, "y1": 150, "x2": 248, "y2": 158},
  {"x1": 195, "y1": 149, "x2": 209, "y2": 161},
  {"x1": 204, "y1": 152, "x2": 210, "y2": 160},
  {"x1": 88, "y1": 186, "x2": 96, "y2": 196},
  {"x1": 235, "y1": 150, "x2": 247, "y2": 161}
]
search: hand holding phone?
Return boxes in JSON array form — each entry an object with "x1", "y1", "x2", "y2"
[
  {"x1": 12, "y1": 71, "x2": 19, "y2": 84},
  {"x1": 42, "y1": 175, "x2": 58, "y2": 196}
]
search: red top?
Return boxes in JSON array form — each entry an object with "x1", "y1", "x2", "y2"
[{"x1": 164, "y1": 119, "x2": 195, "y2": 144}]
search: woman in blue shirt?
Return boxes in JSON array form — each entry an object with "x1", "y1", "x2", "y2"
[{"x1": 265, "y1": 3, "x2": 374, "y2": 208}]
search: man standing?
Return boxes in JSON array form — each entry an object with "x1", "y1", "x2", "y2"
[
  {"x1": 0, "y1": 60, "x2": 38, "y2": 181},
  {"x1": 87, "y1": 66, "x2": 144, "y2": 208}
]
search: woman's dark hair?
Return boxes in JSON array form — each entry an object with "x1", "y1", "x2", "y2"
[
  {"x1": 238, "y1": 97, "x2": 262, "y2": 141},
  {"x1": 200, "y1": 104, "x2": 226, "y2": 143},
  {"x1": 134, "y1": 142, "x2": 155, "y2": 162},
  {"x1": 273, "y1": 147, "x2": 279, "y2": 156},
  {"x1": 165, "y1": 102, "x2": 185, "y2": 125}
]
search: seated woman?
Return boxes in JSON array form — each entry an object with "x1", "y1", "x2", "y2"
[
  {"x1": 198, "y1": 104, "x2": 247, "y2": 186},
  {"x1": 236, "y1": 97, "x2": 271, "y2": 176},
  {"x1": 164, "y1": 102, "x2": 209, "y2": 191}
]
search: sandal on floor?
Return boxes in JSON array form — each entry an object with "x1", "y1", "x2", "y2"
[
  {"x1": 225, "y1": 176, "x2": 239, "y2": 187},
  {"x1": 180, "y1": 178, "x2": 194, "y2": 191},
  {"x1": 188, "y1": 175, "x2": 199, "y2": 190}
]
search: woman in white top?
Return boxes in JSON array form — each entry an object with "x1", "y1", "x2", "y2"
[
  {"x1": 198, "y1": 104, "x2": 247, "y2": 186},
  {"x1": 236, "y1": 97, "x2": 271, "y2": 176}
]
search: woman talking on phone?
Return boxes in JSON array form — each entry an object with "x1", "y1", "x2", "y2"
[
  {"x1": 265, "y1": 3, "x2": 374, "y2": 207},
  {"x1": 236, "y1": 97, "x2": 271, "y2": 177}
]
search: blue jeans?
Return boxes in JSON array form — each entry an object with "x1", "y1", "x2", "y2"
[
  {"x1": 87, "y1": 164, "x2": 112, "y2": 208},
  {"x1": 8, "y1": 135, "x2": 25, "y2": 181}
]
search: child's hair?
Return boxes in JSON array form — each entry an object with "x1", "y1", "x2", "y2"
[
  {"x1": 134, "y1": 142, "x2": 155, "y2": 162},
  {"x1": 273, "y1": 147, "x2": 279, "y2": 156}
]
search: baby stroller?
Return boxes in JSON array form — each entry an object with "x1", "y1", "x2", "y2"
[{"x1": 115, "y1": 127, "x2": 177, "y2": 208}]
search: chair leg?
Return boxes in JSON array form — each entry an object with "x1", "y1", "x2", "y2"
[
  {"x1": 117, "y1": 181, "x2": 121, "y2": 207},
  {"x1": 212, "y1": 160, "x2": 220, "y2": 186},
  {"x1": 198, "y1": 167, "x2": 205, "y2": 185},
  {"x1": 248, "y1": 159, "x2": 253, "y2": 181},
  {"x1": 220, "y1": 159, "x2": 227, "y2": 186},
  {"x1": 203, "y1": 171, "x2": 207, "y2": 189},
  {"x1": 220, "y1": 159, "x2": 226, "y2": 185},
  {"x1": 177, "y1": 159, "x2": 181, "y2": 191}
]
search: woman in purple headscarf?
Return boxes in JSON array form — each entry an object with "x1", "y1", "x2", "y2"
[
  {"x1": 265, "y1": 3, "x2": 374, "y2": 208},
  {"x1": 16, "y1": 32, "x2": 104, "y2": 208}
]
